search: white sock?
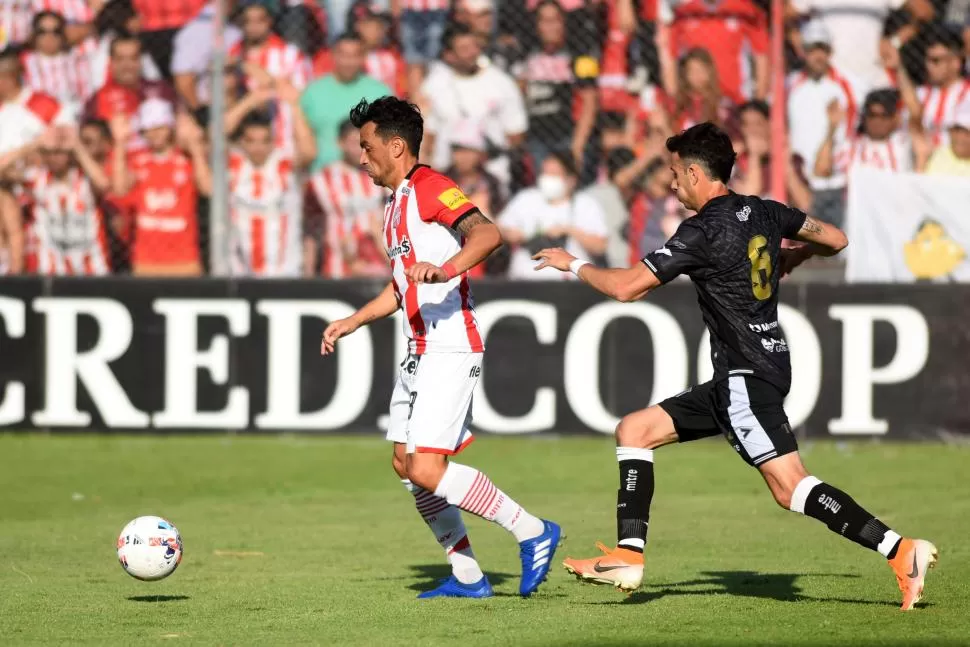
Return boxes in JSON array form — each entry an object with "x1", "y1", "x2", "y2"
[
  {"x1": 402, "y1": 479, "x2": 483, "y2": 584},
  {"x1": 433, "y1": 463, "x2": 545, "y2": 542}
]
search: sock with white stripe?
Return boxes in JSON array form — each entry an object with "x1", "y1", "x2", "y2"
[
  {"x1": 616, "y1": 447, "x2": 655, "y2": 553},
  {"x1": 433, "y1": 463, "x2": 545, "y2": 542},
  {"x1": 403, "y1": 479, "x2": 484, "y2": 584},
  {"x1": 789, "y1": 476, "x2": 902, "y2": 559}
]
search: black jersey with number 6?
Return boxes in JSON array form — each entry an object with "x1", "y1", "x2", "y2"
[{"x1": 642, "y1": 192, "x2": 806, "y2": 393}]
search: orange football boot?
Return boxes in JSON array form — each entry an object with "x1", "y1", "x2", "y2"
[
  {"x1": 888, "y1": 538, "x2": 939, "y2": 611},
  {"x1": 562, "y1": 542, "x2": 644, "y2": 591}
]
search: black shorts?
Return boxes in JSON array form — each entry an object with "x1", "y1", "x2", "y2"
[{"x1": 658, "y1": 375, "x2": 798, "y2": 467}]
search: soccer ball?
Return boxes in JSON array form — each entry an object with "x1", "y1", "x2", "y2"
[{"x1": 116, "y1": 516, "x2": 183, "y2": 581}]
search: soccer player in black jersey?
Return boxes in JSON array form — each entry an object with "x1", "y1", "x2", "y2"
[{"x1": 532, "y1": 123, "x2": 937, "y2": 611}]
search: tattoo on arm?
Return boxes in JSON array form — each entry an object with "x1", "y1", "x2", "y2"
[
  {"x1": 800, "y1": 216, "x2": 824, "y2": 235},
  {"x1": 454, "y1": 211, "x2": 492, "y2": 237}
]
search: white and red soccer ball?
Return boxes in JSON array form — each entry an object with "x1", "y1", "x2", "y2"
[{"x1": 116, "y1": 516, "x2": 183, "y2": 581}]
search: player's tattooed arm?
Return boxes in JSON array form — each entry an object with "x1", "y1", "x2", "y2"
[
  {"x1": 454, "y1": 211, "x2": 493, "y2": 237},
  {"x1": 443, "y1": 209, "x2": 502, "y2": 275},
  {"x1": 793, "y1": 215, "x2": 848, "y2": 257}
]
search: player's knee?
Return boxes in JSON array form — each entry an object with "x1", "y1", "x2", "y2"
[
  {"x1": 615, "y1": 410, "x2": 669, "y2": 450},
  {"x1": 771, "y1": 484, "x2": 794, "y2": 510},
  {"x1": 405, "y1": 458, "x2": 446, "y2": 492}
]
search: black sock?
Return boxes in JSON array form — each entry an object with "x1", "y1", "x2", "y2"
[
  {"x1": 616, "y1": 448, "x2": 655, "y2": 553},
  {"x1": 799, "y1": 480, "x2": 901, "y2": 556}
]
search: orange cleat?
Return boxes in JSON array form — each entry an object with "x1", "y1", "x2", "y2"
[
  {"x1": 888, "y1": 538, "x2": 939, "y2": 611},
  {"x1": 562, "y1": 542, "x2": 644, "y2": 592}
]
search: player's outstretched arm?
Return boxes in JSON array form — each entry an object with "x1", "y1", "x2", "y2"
[
  {"x1": 406, "y1": 211, "x2": 502, "y2": 283},
  {"x1": 779, "y1": 215, "x2": 849, "y2": 277},
  {"x1": 532, "y1": 248, "x2": 660, "y2": 302},
  {"x1": 321, "y1": 282, "x2": 399, "y2": 355}
]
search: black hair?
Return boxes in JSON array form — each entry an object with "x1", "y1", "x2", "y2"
[
  {"x1": 545, "y1": 149, "x2": 578, "y2": 178},
  {"x1": 605, "y1": 147, "x2": 636, "y2": 181},
  {"x1": 441, "y1": 22, "x2": 476, "y2": 52},
  {"x1": 349, "y1": 96, "x2": 423, "y2": 156},
  {"x1": 665, "y1": 122, "x2": 737, "y2": 182},
  {"x1": 81, "y1": 118, "x2": 112, "y2": 140},
  {"x1": 338, "y1": 118, "x2": 358, "y2": 140},
  {"x1": 109, "y1": 33, "x2": 141, "y2": 57},
  {"x1": 535, "y1": 0, "x2": 566, "y2": 16},
  {"x1": 600, "y1": 111, "x2": 628, "y2": 132},
  {"x1": 239, "y1": 112, "x2": 274, "y2": 134},
  {"x1": 0, "y1": 46, "x2": 22, "y2": 70},
  {"x1": 737, "y1": 99, "x2": 770, "y2": 119},
  {"x1": 95, "y1": 0, "x2": 136, "y2": 37},
  {"x1": 863, "y1": 88, "x2": 899, "y2": 115},
  {"x1": 923, "y1": 26, "x2": 963, "y2": 54},
  {"x1": 32, "y1": 10, "x2": 66, "y2": 33},
  {"x1": 334, "y1": 31, "x2": 362, "y2": 47}
]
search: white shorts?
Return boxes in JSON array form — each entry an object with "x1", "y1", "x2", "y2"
[{"x1": 385, "y1": 351, "x2": 482, "y2": 455}]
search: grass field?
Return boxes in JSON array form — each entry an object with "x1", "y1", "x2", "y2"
[{"x1": 1, "y1": 434, "x2": 968, "y2": 646}]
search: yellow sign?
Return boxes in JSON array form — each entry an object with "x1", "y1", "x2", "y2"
[
  {"x1": 904, "y1": 219, "x2": 966, "y2": 279},
  {"x1": 437, "y1": 188, "x2": 470, "y2": 211},
  {"x1": 574, "y1": 56, "x2": 600, "y2": 79}
]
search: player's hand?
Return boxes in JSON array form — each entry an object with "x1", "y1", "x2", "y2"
[
  {"x1": 779, "y1": 245, "x2": 812, "y2": 278},
  {"x1": 531, "y1": 247, "x2": 575, "y2": 272},
  {"x1": 406, "y1": 262, "x2": 448, "y2": 284},
  {"x1": 321, "y1": 317, "x2": 360, "y2": 356}
]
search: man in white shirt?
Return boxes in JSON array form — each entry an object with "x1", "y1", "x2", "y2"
[
  {"x1": 787, "y1": 20, "x2": 867, "y2": 227},
  {"x1": 420, "y1": 23, "x2": 528, "y2": 193},
  {"x1": 791, "y1": 0, "x2": 934, "y2": 86}
]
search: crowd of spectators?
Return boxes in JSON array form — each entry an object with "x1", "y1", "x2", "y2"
[{"x1": 0, "y1": 0, "x2": 967, "y2": 278}]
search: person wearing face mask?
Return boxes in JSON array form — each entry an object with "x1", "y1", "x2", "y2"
[{"x1": 498, "y1": 150, "x2": 608, "y2": 280}]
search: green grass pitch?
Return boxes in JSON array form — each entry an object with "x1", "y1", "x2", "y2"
[{"x1": 1, "y1": 434, "x2": 968, "y2": 646}]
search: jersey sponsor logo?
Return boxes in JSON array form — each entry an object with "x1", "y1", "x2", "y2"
[
  {"x1": 748, "y1": 321, "x2": 779, "y2": 333},
  {"x1": 653, "y1": 247, "x2": 672, "y2": 257},
  {"x1": 760, "y1": 337, "x2": 789, "y2": 353},
  {"x1": 666, "y1": 238, "x2": 687, "y2": 250},
  {"x1": 573, "y1": 55, "x2": 600, "y2": 79},
  {"x1": 468, "y1": 365, "x2": 481, "y2": 378},
  {"x1": 736, "y1": 205, "x2": 751, "y2": 222},
  {"x1": 388, "y1": 236, "x2": 412, "y2": 260},
  {"x1": 144, "y1": 188, "x2": 177, "y2": 212},
  {"x1": 437, "y1": 187, "x2": 470, "y2": 211}
]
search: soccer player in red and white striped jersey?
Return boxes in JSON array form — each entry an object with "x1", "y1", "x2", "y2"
[
  {"x1": 307, "y1": 120, "x2": 388, "y2": 278},
  {"x1": 20, "y1": 11, "x2": 93, "y2": 119},
  {"x1": 321, "y1": 96, "x2": 560, "y2": 600},
  {"x1": 227, "y1": 117, "x2": 302, "y2": 277},
  {"x1": 25, "y1": 127, "x2": 110, "y2": 275},
  {"x1": 230, "y1": 1, "x2": 310, "y2": 158}
]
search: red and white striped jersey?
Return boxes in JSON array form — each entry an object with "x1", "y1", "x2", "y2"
[
  {"x1": 841, "y1": 131, "x2": 913, "y2": 173},
  {"x1": 383, "y1": 165, "x2": 484, "y2": 354},
  {"x1": 309, "y1": 161, "x2": 388, "y2": 278},
  {"x1": 0, "y1": 0, "x2": 93, "y2": 48},
  {"x1": 27, "y1": 167, "x2": 108, "y2": 276},
  {"x1": 230, "y1": 35, "x2": 310, "y2": 156},
  {"x1": 916, "y1": 80, "x2": 970, "y2": 148},
  {"x1": 400, "y1": 0, "x2": 451, "y2": 10},
  {"x1": 228, "y1": 150, "x2": 302, "y2": 277},
  {"x1": 20, "y1": 48, "x2": 93, "y2": 118}
]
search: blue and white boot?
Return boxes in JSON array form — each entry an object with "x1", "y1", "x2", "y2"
[
  {"x1": 417, "y1": 575, "x2": 494, "y2": 599},
  {"x1": 518, "y1": 520, "x2": 562, "y2": 597}
]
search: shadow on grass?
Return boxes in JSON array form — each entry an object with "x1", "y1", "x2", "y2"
[
  {"x1": 406, "y1": 563, "x2": 517, "y2": 594},
  {"x1": 588, "y1": 570, "x2": 915, "y2": 608},
  {"x1": 127, "y1": 595, "x2": 190, "y2": 603}
]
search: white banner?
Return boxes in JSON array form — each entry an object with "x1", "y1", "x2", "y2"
[{"x1": 846, "y1": 167, "x2": 970, "y2": 283}]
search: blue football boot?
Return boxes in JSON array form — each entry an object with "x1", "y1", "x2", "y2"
[
  {"x1": 417, "y1": 575, "x2": 494, "y2": 599},
  {"x1": 518, "y1": 520, "x2": 562, "y2": 597}
]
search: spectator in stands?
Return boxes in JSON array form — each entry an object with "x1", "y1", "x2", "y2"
[
  {"x1": 131, "y1": 0, "x2": 208, "y2": 77},
  {"x1": 83, "y1": 35, "x2": 177, "y2": 153},
  {"x1": 305, "y1": 119, "x2": 388, "y2": 277},
  {"x1": 670, "y1": 48, "x2": 736, "y2": 135},
  {"x1": 314, "y1": 5, "x2": 406, "y2": 97},
  {"x1": 445, "y1": 124, "x2": 506, "y2": 276},
  {"x1": 171, "y1": 0, "x2": 242, "y2": 112},
  {"x1": 731, "y1": 99, "x2": 812, "y2": 211},
  {"x1": 661, "y1": 0, "x2": 768, "y2": 105},
  {"x1": 301, "y1": 32, "x2": 391, "y2": 171},
  {"x1": 896, "y1": 31, "x2": 970, "y2": 150},
  {"x1": 225, "y1": 115, "x2": 303, "y2": 277},
  {"x1": 498, "y1": 150, "x2": 608, "y2": 280},
  {"x1": 79, "y1": 117, "x2": 130, "y2": 271},
  {"x1": 20, "y1": 11, "x2": 93, "y2": 120},
  {"x1": 792, "y1": 0, "x2": 934, "y2": 86},
  {"x1": 395, "y1": 0, "x2": 452, "y2": 96},
  {"x1": 513, "y1": 0, "x2": 599, "y2": 183},
  {"x1": 925, "y1": 101, "x2": 970, "y2": 175},
  {"x1": 816, "y1": 89, "x2": 927, "y2": 177},
  {"x1": 0, "y1": 0, "x2": 95, "y2": 50},
  {"x1": 20, "y1": 126, "x2": 111, "y2": 275},
  {"x1": 0, "y1": 47, "x2": 73, "y2": 275},
  {"x1": 110, "y1": 100, "x2": 207, "y2": 276},
  {"x1": 787, "y1": 20, "x2": 866, "y2": 227},
  {"x1": 422, "y1": 23, "x2": 528, "y2": 193},
  {"x1": 91, "y1": 0, "x2": 163, "y2": 91}
]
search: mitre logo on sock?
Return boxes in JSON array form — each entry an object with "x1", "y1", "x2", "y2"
[
  {"x1": 818, "y1": 493, "x2": 842, "y2": 514},
  {"x1": 625, "y1": 469, "x2": 638, "y2": 492}
]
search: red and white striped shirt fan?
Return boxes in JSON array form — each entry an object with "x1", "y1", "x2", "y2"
[
  {"x1": 20, "y1": 47, "x2": 93, "y2": 117},
  {"x1": 917, "y1": 80, "x2": 970, "y2": 149}
]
